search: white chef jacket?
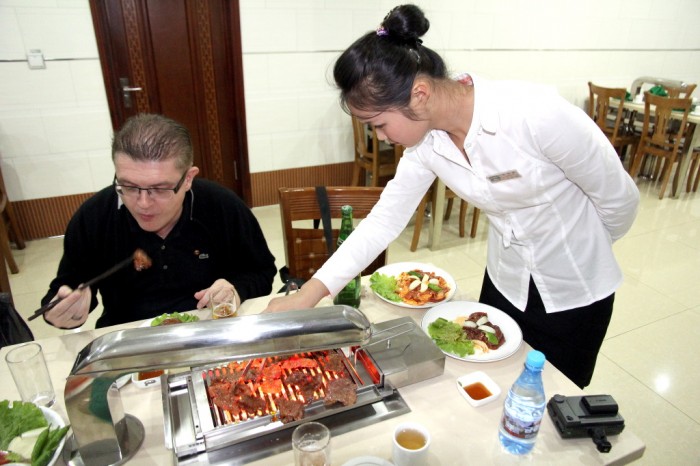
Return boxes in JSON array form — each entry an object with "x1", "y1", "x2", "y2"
[{"x1": 315, "y1": 74, "x2": 639, "y2": 313}]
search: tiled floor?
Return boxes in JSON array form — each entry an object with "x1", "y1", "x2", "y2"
[{"x1": 8, "y1": 178, "x2": 700, "y2": 464}]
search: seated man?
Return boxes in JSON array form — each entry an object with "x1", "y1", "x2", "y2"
[{"x1": 42, "y1": 113, "x2": 276, "y2": 328}]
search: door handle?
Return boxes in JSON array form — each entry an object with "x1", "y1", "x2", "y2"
[{"x1": 119, "y1": 77, "x2": 142, "y2": 108}]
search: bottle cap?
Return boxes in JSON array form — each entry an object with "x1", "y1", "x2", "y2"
[{"x1": 525, "y1": 350, "x2": 546, "y2": 370}]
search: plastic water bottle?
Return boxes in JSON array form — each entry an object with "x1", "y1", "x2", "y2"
[{"x1": 498, "y1": 350, "x2": 546, "y2": 455}]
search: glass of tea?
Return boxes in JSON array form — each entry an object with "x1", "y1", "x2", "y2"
[
  {"x1": 209, "y1": 286, "x2": 238, "y2": 319},
  {"x1": 392, "y1": 421, "x2": 431, "y2": 466}
]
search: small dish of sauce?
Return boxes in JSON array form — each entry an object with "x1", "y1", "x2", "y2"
[
  {"x1": 464, "y1": 381, "x2": 492, "y2": 400},
  {"x1": 456, "y1": 371, "x2": 501, "y2": 407}
]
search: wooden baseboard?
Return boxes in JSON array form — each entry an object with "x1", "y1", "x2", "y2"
[
  {"x1": 251, "y1": 162, "x2": 354, "y2": 206},
  {"x1": 10, "y1": 163, "x2": 355, "y2": 241}
]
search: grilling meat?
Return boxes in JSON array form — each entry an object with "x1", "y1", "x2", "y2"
[
  {"x1": 324, "y1": 377, "x2": 357, "y2": 407},
  {"x1": 277, "y1": 398, "x2": 305, "y2": 423},
  {"x1": 284, "y1": 372, "x2": 323, "y2": 401},
  {"x1": 239, "y1": 393, "x2": 266, "y2": 414},
  {"x1": 325, "y1": 352, "x2": 346, "y2": 373},
  {"x1": 262, "y1": 363, "x2": 283, "y2": 380},
  {"x1": 206, "y1": 351, "x2": 358, "y2": 425},
  {"x1": 261, "y1": 378, "x2": 283, "y2": 395},
  {"x1": 281, "y1": 357, "x2": 318, "y2": 371}
]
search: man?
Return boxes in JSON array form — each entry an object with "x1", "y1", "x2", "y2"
[{"x1": 42, "y1": 114, "x2": 276, "y2": 328}]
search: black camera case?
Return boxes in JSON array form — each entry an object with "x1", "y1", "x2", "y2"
[{"x1": 547, "y1": 394, "x2": 625, "y2": 452}]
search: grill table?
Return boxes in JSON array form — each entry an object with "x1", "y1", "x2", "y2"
[{"x1": 0, "y1": 277, "x2": 645, "y2": 465}]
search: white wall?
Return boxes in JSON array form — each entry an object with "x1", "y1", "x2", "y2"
[{"x1": 1, "y1": 0, "x2": 699, "y2": 201}]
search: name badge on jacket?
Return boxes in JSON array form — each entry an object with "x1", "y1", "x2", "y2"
[{"x1": 488, "y1": 170, "x2": 522, "y2": 183}]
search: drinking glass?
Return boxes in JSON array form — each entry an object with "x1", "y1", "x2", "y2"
[
  {"x1": 209, "y1": 287, "x2": 237, "y2": 319},
  {"x1": 5, "y1": 342, "x2": 56, "y2": 407},
  {"x1": 292, "y1": 421, "x2": 330, "y2": 466}
]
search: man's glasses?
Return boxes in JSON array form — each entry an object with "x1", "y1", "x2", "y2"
[{"x1": 114, "y1": 171, "x2": 188, "y2": 201}]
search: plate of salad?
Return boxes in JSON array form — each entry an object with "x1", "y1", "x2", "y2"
[
  {"x1": 141, "y1": 311, "x2": 201, "y2": 327},
  {"x1": 421, "y1": 301, "x2": 522, "y2": 362},
  {"x1": 0, "y1": 400, "x2": 70, "y2": 466},
  {"x1": 369, "y1": 262, "x2": 456, "y2": 309}
]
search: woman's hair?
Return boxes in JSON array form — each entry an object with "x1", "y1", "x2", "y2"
[
  {"x1": 112, "y1": 113, "x2": 193, "y2": 170},
  {"x1": 333, "y1": 4, "x2": 447, "y2": 115}
]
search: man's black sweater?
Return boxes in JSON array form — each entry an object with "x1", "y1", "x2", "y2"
[{"x1": 41, "y1": 179, "x2": 276, "y2": 328}]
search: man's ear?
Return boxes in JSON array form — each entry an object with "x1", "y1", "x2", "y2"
[{"x1": 185, "y1": 166, "x2": 200, "y2": 189}]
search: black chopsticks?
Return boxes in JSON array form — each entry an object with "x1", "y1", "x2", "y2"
[{"x1": 27, "y1": 252, "x2": 142, "y2": 321}]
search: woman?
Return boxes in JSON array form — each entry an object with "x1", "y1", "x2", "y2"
[{"x1": 266, "y1": 4, "x2": 639, "y2": 388}]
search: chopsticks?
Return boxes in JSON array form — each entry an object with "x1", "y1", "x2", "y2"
[{"x1": 28, "y1": 249, "x2": 148, "y2": 321}]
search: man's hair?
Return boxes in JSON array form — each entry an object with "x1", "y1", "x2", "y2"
[{"x1": 112, "y1": 114, "x2": 193, "y2": 169}]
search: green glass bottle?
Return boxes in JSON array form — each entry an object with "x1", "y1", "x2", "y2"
[{"x1": 333, "y1": 205, "x2": 361, "y2": 308}]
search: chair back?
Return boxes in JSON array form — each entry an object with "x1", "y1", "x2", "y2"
[
  {"x1": 630, "y1": 92, "x2": 693, "y2": 198},
  {"x1": 588, "y1": 82, "x2": 630, "y2": 143},
  {"x1": 664, "y1": 83, "x2": 696, "y2": 99},
  {"x1": 279, "y1": 186, "x2": 386, "y2": 282},
  {"x1": 351, "y1": 116, "x2": 400, "y2": 186}
]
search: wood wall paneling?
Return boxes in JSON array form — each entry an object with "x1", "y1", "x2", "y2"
[{"x1": 12, "y1": 163, "x2": 354, "y2": 240}]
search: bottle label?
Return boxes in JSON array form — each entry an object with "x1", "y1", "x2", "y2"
[{"x1": 500, "y1": 411, "x2": 541, "y2": 440}]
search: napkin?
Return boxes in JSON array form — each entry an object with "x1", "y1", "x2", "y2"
[{"x1": 649, "y1": 85, "x2": 669, "y2": 97}]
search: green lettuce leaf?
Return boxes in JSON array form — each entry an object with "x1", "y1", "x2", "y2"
[
  {"x1": 369, "y1": 272, "x2": 401, "y2": 302},
  {"x1": 428, "y1": 318, "x2": 475, "y2": 357},
  {"x1": 0, "y1": 400, "x2": 48, "y2": 450}
]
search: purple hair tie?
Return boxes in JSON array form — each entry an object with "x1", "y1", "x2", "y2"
[{"x1": 376, "y1": 26, "x2": 388, "y2": 37}]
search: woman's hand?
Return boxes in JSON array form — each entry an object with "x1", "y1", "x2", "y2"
[
  {"x1": 264, "y1": 278, "x2": 329, "y2": 313},
  {"x1": 44, "y1": 285, "x2": 92, "y2": 328}
]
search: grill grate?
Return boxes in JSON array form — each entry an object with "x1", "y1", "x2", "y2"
[{"x1": 202, "y1": 350, "x2": 361, "y2": 428}]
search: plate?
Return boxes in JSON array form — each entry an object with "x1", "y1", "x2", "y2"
[
  {"x1": 342, "y1": 456, "x2": 393, "y2": 466},
  {"x1": 421, "y1": 301, "x2": 522, "y2": 362},
  {"x1": 6, "y1": 406, "x2": 68, "y2": 466},
  {"x1": 371, "y1": 262, "x2": 456, "y2": 309},
  {"x1": 140, "y1": 311, "x2": 200, "y2": 327}
]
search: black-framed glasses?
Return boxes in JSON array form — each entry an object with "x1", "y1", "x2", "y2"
[{"x1": 114, "y1": 171, "x2": 188, "y2": 201}]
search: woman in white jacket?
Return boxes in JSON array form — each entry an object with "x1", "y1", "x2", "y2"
[{"x1": 267, "y1": 4, "x2": 639, "y2": 388}]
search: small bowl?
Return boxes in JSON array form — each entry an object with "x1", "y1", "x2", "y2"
[
  {"x1": 456, "y1": 371, "x2": 501, "y2": 407},
  {"x1": 131, "y1": 370, "x2": 165, "y2": 389}
]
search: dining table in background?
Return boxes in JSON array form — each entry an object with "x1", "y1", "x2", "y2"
[
  {"x1": 622, "y1": 100, "x2": 700, "y2": 198},
  {"x1": 0, "y1": 280, "x2": 645, "y2": 465}
]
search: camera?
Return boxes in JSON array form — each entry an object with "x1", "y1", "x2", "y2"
[{"x1": 547, "y1": 394, "x2": 625, "y2": 453}]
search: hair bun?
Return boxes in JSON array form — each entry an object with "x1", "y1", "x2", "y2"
[{"x1": 381, "y1": 4, "x2": 429, "y2": 43}]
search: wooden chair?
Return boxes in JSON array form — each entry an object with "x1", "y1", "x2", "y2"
[
  {"x1": 410, "y1": 183, "x2": 480, "y2": 252},
  {"x1": 351, "y1": 116, "x2": 401, "y2": 187},
  {"x1": 279, "y1": 186, "x2": 386, "y2": 282},
  {"x1": 629, "y1": 92, "x2": 693, "y2": 199},
  {"x1": 664, "y1": 83, "x2": 696, "y2": 99},
  {"x1": 587, "y1": 82, "x2": 640, "y2": 165},
  {"x1": 0, "y1": 167, "x2": 25, "y2": 276},
  {"x1": 685, "y1": 147, "x2": 700, "y2": 193}
]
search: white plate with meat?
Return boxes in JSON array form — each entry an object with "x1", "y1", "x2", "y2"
[
  {"x1": 370, "y1": 262, "x2": 456, "y2": 309},
  {"x1": 421, "y1": 301, "x2": 522, "y2": 362},
  {"x1": 140, "y1": 311, "x2": 201, "y2": 327}
]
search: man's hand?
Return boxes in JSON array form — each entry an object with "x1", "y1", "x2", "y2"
[
  {"x1": 44, "y1": 285, "x2": 92, "y2": 328},
  {"x1": 195, "y1": 279, "x2": 240, "y2": 310},
  {"x1": 264, "y1": 278, "x2": 329, "y2": 313}
]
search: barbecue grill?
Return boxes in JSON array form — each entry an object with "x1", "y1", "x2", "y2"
[{"x1": 63, "y1": 306, "x2": 444, "y2": 466}]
